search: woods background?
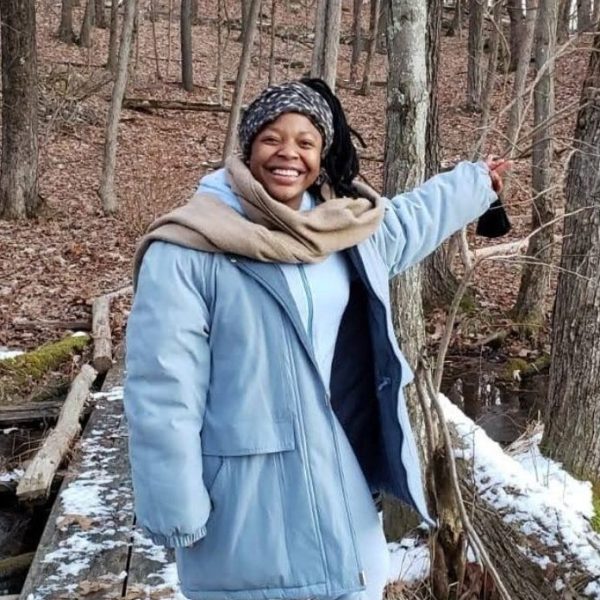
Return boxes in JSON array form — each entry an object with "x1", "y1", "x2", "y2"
[{"x1": 2, "y1": 0, "x2": 600, "y2": 599}]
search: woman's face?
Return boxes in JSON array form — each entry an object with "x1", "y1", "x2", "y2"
[{"x1": 249, "y1": 112, "x2": 323, "y2": 210}]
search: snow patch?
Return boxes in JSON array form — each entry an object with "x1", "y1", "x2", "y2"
[{"x1": 0, "y1": 347, "x2": 24, "y2": 360}]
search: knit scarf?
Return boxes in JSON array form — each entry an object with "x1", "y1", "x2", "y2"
[{"x1": 133, "y1": 156, "x2": 385, "y2": 287}]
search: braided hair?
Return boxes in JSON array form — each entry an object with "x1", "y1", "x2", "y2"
[{"x1": 300, "y1": 78, "x2": 365, "y2": 199}]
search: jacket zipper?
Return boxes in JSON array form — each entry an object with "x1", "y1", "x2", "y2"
[
  {"x1": 298, "y1": 265, "x2": 314, "y2": 344},
  {"x1": 298, "y1": 263, "x2": 364, "y2": 588}
]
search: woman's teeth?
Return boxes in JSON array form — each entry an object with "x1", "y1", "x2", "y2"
[{"x1": 271, "y1": 169, "x2": 300, "y2": 178}]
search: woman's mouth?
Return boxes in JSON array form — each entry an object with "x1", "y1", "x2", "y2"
[{"x1": 267, "y1": 167, "x2": 304, "y2": 183}]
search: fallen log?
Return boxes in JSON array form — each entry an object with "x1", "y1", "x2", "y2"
[
  {"x1": 123, "y1": 97, "x2": 230, "y2": 113},
  {"x1": 0, "y1": 551, "x2": 35, "y2": 588},
  {"x1": 0, "y1": 335, "x2": 91, "y2": 405},
  {"x1": 16, "y1": 364, "x2": 97, "y2": 502},
  {"x1": 12, "y1": 318, "x2": 91, "y2": 331},
  {"x1": 92, "y1": 296, "x2": 112, "y2": 374}
]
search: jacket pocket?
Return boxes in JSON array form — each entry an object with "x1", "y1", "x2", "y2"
[{"x1": 201, "y1": 415, "x2": 295, "y2": 456}]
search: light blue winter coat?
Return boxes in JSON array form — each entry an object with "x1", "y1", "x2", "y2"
[{"x1": 124, "y1": 161, "x2": 496, "y2": 600}]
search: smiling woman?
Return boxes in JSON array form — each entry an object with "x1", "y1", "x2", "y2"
[
  {"x1": 248, "y1": 113, "x2": 323, "y2": 209},
  {"x1": 124, "y1": 78, "x2": 511, "y2": 600}
]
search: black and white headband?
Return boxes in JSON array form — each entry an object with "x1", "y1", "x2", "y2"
[{"x1": 238, "y1": 82, "x2": 334, "y2": 159}]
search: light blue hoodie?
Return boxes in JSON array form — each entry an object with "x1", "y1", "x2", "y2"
[{"x1": 125, "y1": 162, "x2": 496, "y2": 600}]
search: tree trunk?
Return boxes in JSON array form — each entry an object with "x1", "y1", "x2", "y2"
[
  {"x1": 466, "y1": 0, "x2": 485, "y2": 111},
  {"x1": 190, "y1": 0, "x2": 200, "y2": 24},
  {"x1": 222, "y1": 0, "x2": 261, "y2": 159},
  {"x1": 310, "y1": 0, "x2": 342, "y2": 91},
  {"x1": 542, "y1": 22, "x2": 600, "y2": 483},
  {"x1": 512, "y1": 0, "x2": 558, "y2": 335},
  {"x1": 94, "y1": 0, "x2": 107, "y2": 28},
  {"x1": 0, "y1": 0, "x2": 39, "y2": 220},
  {"x1": 359, "y1": 0, "x2": 381, "y2": 95},
  {"x1": 505, "y1": 0, "x2": 537, "y2": 160},
  {"x1": 507, "y1": 0, "x2": 524, "y2": 72},
  {"x1": 446, "y1": 0, "x2": 462, "y2": 37},
  {"x1": 99, "y1": 0, "x2": 137, "y2": 214},
  {"x1": 216, "y1": 0, "x2": 224, "y2": 103},
  {"x1": 107, "y1": 0, "x2": 120, "y2": 73},
  {"x1": 268, "y1": 0, "x2": 276, "y2": 85},
  {"x1": 578, "y1": 0, "x2": 592, "y2": 31},
  {"x1": 350, "y1": 0, "x2": 363, "y2": 84},
  {"x1": 58, "y1": 0, "x2": 76, "y2": 43},
  {"x1": 594, "y1": 0, "x2": 600, "y2": 23},
  {"x1": 181, "y1": 0, "x2": 194, "y2": 91},
  {"x1": 79, "y1": 0, "x2": 94, "y2": 47},
  {"x1": 382, "y1": 0, "x2": 429, "y2": 541},
  {"x1": 557, "y1": 0, "x2": 571, "y2": 43}
]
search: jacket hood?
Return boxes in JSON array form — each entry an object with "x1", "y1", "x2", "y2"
[{"x1": 197, "y1": 168, "x2": 245, "y2": 215}]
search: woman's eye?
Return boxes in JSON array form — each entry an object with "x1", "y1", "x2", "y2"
[
  {"x1": 300, "y1": 141, "x2": 314, "y2": 149},
  {"x1": 262, "y1": 137, "x2": 279, "y2": 144}
]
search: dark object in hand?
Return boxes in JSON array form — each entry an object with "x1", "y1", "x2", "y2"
[{"x1": 476, "y1": 198, "x2": 511, "y2": 238}]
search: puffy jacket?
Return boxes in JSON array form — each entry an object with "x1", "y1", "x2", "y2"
[{"x1": 124, "y1": 161, "x2": 496, "y2": 600}]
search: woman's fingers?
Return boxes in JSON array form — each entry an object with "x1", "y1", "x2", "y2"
[{"x1": 484, "y1": 155, "x2": 512, "y2": 193}]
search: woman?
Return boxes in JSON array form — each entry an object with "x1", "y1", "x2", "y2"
[{"x1": 124, "y1": 79, "x2": 510, "y2": 600}]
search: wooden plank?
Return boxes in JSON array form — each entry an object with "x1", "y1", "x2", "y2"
[
  {"x1": 0, "y1": 401, "x2": 63, "y2": 427},
  {"x1": 91, "y1": 297, "x2": 112, "y2": 374},
  {"x1": 19, "y1": 354, "x2": 134, "y2": 600}
]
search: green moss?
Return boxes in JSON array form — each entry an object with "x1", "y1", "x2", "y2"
[
  {"x1": 458, "y1": 290, "x2": 478, "y2": 314},
  {"x1": 502, "y1": 357, "x2": 529, "y2": 381},
  {"x1": 0, "y1": 335, "x2": 90, "y2": 402},
  {"x1": 592, "y1": 485, "x2": 600, "y2": 533}
]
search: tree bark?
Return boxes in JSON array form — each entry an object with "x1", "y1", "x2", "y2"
[
  {"x1": 505, "y1": 0, "x2": 537, "y2": 160},
  {"x1": 542, "y1": 22, "x2": 600, "y2": 483},
  {"x1": 310, "y1": 0, "x2": 342, "y2": 91},
  {"x1": 359, "y1": 0, "x2": 381, "y2": 95},
  {"x1": 0, "y1": 0, "x2": 39, "y2": 220},
  {"x1": 512, "y1": 0, "x2": 558, "y2": 334},
  {"x1": 466, "y1": 0, "x2": 485, "y2": 111},
  {"x1": 382, "y1": 0, "x2": 429, "y2": 540},
  {"x1": 446, "y1": 0, "x2": 462, "y2": 38},
  {"x1": 181, "y1": 0, "x2": 194, "y2": 91},
  {"x1": 507, "y1": 0, "x2": 525, "y2": 72},
  {"x1": 268, "y1": 0, "x2": 276, "y2": 85},
  {"x1": 107, "y1": 0, "x2": 120, "y2": 74},
  {"x1": 222, "y1": 0, "x2": 261, "y2": 159},
  {"x1": 190, "y1": 0, "x2": 200, "y2": 24},
  {"x1": 557, "y1": 0, "x2": 571, "y2": 43},
  {"x1": 79, "y1": 0, "x2": 94, "y2": 47},
  {"x1": 94, "y1": 0, "x2": 107, "y2": 28},
  {"x1": 578, "y1": 0, "x2": 592, "y2": 31},
  {"x1": 99, "y1": 0, "x2": 137, "y2": 214},
  {"x1": 59, "y1": 0, "x2": 76, "y2": 43},
  {"x1": 350, "y1": 0, "x2": 363, "y2": 84}
]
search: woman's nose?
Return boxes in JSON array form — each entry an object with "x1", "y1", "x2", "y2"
[{"x1": 276, "y1": 142, "x2": 299, "y2": 159}]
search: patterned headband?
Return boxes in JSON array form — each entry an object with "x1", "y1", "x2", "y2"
[{"x1": 238, "y1": 82, "x2": 334, "y2": 159}]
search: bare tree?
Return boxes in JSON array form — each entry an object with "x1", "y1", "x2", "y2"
[
  {"x1": 577, "y1": 0, "x2": 592, "y2": 31},
  {"x1": 542, "y1": 21, "x2": 600, "y2": 484},
  {"x1": 466, "y1": 0, "x2": 485, "y2": 111},
  {"x1": 507, "y1": 0, "x2": 524, "y2": 72},
  {"x1": 512, "y1": 0, "x2": 558, "y2": 333},
  {"x1": 359, "y1": 0, "x2": 381, "y2": 95},
  {"x1": 310, "y1": 0, "x2": 342, "y2": 90},
  {"x1": 0, "y1": 0, "x2": 39, "y2": 220},
  {"x1": 350, "y1": 0, "x2": 363, "y2": 84},
  {"x1": 222, "y1": 0, "x2": 261, "y2": 159},
  {"x1": 557, "y1": 0, "x2": 571, "y2": 43},
  {"x1": 59, "y1": 0, "x2": 76, "y2": 43},
  {"x1": 107, "y1": 0, "x2": 120, "y2": 73},
  {"x1": 382, "y1": 0, "x2": 429, "y2": 540},
  {"x1": 268, "y1": 0, "x2": 276, "y2": 85},
  {"x1": 447, "y1": 0, "x2": 463, "y2": 37},
  {"x1": 423, "y1": 0, "x2": 462, "y2": 308},
  {"x1": 99, "y1": 0, "x2": 138, "y2": 214},
  {"x1": 95, "y1": 0, "x2": 107, "y2": 28},
  {"x1": 505, "y1": 0, "x2": 537, "y2": 167},
  {"x1": 79, "y1": 0, "x2": 94, "y2": 47},
  {"x1": 216, "y1": 0, "x2": 225, "y2": 103},
  {"x1": 190, "y1": 0, "x2": 200, "y2": 25},
  {"x1": 181, "y1": 0, "x2": 194, "y2": 91}
]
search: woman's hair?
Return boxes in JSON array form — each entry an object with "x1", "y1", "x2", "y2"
[{"x1": 300, "y1": 78, "x2": 364, "y2": 199}]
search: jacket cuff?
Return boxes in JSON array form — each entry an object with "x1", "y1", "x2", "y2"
[{"x1": 142, "y1": 525, "x2": 207, "y2": 548}]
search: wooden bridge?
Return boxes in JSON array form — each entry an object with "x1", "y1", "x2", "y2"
[{"x1": 19, "y1": 358, "x2": 183, "y2": 600}]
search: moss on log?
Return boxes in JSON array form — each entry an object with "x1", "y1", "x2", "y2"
[{"x1": 0, "y1": 335, "x2": 90, "y2": 404}]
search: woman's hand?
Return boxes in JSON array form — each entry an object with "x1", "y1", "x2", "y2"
[{"x1": 485, "y1": 156, "x2": 512, "y2": 194}]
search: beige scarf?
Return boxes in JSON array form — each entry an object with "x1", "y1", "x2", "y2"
[{"x1": 133, "y1": 156, "x2": 385, "y2": 286}]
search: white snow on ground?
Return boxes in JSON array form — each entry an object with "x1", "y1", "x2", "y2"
[
  {"x1": 0, "y1": 347, "x2": 24, "y2": 360},
  {"x1": 440, "y1": 394, "x2": 600, "y2": 598},
  {"x1": 0, "y1": 467, "x2": 24, "y2": 482},
  {"x1": 388, "y1": 537, "x2": 430, "y2": 583}
]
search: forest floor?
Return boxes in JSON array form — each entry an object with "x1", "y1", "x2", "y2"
[{"x1": 0, "y1": 1, "x2": 591, "y2": 390}]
